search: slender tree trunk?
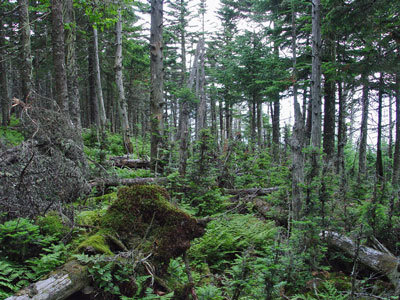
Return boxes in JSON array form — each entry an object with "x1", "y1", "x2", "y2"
[
  {"x1": 150, "y1": 0, "x2": 164, "y2": 171},
  {"x1": 65, "y1": 0, "x2": 82, "y2": 130},
  {"x1": 311, "y1": 0, "x2": 322, "y2": 152},
  {"x1": 389, "y1": 93, "x2": 393, "y2": 160},
  {"x1": 19, "y1": 0, "x2": 33, "y2": 102},
  {"x1": 93, "y1": 27, "x2": 107, "y2": 129},
  {"x1": 323, "y1": 72, "x2": 336, "y2": 164},
  {"x1": 376, "y1": 73, "x2": 384, "y2": 183},
  {"x1": 291, "y1": 1, "x2": 304, "y2": 221},
  {"x1": 115, "y1": 10, "x2": 133, "y2": 154},
  {"x1": 52, "y1": 0, "x2": 69, "y2": 115},
  {"x1": 251, "y1": 95, "x2": 256, "y2": 145},
  {"x1": 197, "y1": 39, "x2": 207, "y2": 133},
  {"x1": 358, "y1": 76, "x2": 369, "y2": 182},
  {"x1": 336, "y1": 81, "x2": 347, "y2": 175},
  {"x1": 88, "y1": 33, "x2": 99, "y2": 127},
  {"x1": 305, "y1": 86, "x2": 312, "y2": 145},
  {"x1": 0, "y1": 18, "x2": 9, "y2": 126},
  {"x1": 257, "y1": 99, "x2": 263, "y2": 147},
  {"x1": 211, "y1": 85, "x2": 217, "y2": 137}
]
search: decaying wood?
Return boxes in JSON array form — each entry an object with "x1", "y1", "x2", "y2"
[
  {"x1": 5, "y1": 260, "x2": 90, "y2": 300},
  {"x1": 322, "y1": 231, "x2": 400, "y2": 295},
  {"x1": 89, "y1": 177, "x2": 167, "y2": 188},
  {"x1": 109, "y1": 156, "x2": 150, "y2": 169},
  {"x1": 225, "y1": 187, "x2": 279, "y2": 196}
]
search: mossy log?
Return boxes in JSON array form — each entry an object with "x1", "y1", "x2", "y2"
[
  {"x1": 225, "y1": 187, "x2": 279, "y2": 196},
  {"x1": 110, "y1": 156, "x2": 150, "y2": 169},
  {"x1": 322, "y1": 231, "x2": 400, "y2": 295},
  {"x1": 89, "y1": 177, "x2": 167, "y2": 189},
  {"x1": 5, "y1": 260, "x2": 90, "y2": 300}
]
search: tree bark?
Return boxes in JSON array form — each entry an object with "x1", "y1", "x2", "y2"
[
  {"x1": 93, "y1": 27, "x2": 107, "y2": 129},
  {"x1": 5, "y1": 260, "x2": 90, "y2": 300},
  {"x1": 88, "y1": 31, "x2": 99, "y2": 127},
  {"x1": 150, "y1": 0, "x2": 164, "y2": 171},
  {"x1": 0, "y1": 18, "x2": 9, "y2": 126},
  {"x1": 65, "y1": 0, "x2": 82, "y2": 130},
  {"x1": 90, "y1": 177, "x2": 167, "y2": 189},
  {"x1": 336, "y1": 81, "x2": 347, "y2": 175},
  {"x1": 115, "y1": 10, "x2": 133, "y2": 154},
  {"x1": 52, "y1": 0, "x2": 69, "y2": 115},
  {"x1": 290, "y1": 1, "x2": 304, "y2": 221},
  {"x1": 358, "y1": 76, "x2": 369, "y2": 182},
  {"x1": 19, "y1": 0, "x2": 33, "y2": 102},
  {"x1": 109, "y1": 156, "x2": 150, "y2": 169},
  {"x1": 322, "y1": 73, "x2": 335, "y2": 164},
  {"x1": 197, "y1": 39, "x2": 207, "y2": 133},
  {"x1": 224, "y1": 187, "x2": 279, "y2": 196},
  {"x1": 376, "y1": 73, "x2": 384, "y2": 183},
  {"x1": 322, "y1": 231, "x2": 400, "y2": 295}
]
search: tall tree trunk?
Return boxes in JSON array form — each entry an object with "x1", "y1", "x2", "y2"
[
  {"x1": 358, "y1": 76, "x2": 369, "y2": 182},
  {"x1": 88, "y1": 33, "x2": 99, "y2": 127},
  {"x1": 389, "y1": 93, "x2": 393, "y2": 160},
  {"x1": 0, "y1": 18, "x2": 9, "y2": 126},
  {"x1": 311, "y1": 0, "x2": 322, "y2": 152},
  {"x1": 323, "y1": 72, "x2": 336, "y2": 164},
  {"x1": 336, "y1": 81, "x2": 347, "y2": 175},
  {"x1": 376, "y1": 73, "x2": 384, "y2": 183},
  {"x1": 257, "y1": 99, "x2": 263, "y2": 147},
  {"x1": 178, "y1": 41, "x2": 200, "y2": 176},
  {"x1": 197, "y1": 39, "x2": 207, "y2": 133},
  {"x1": 150, "y1": 0, "x2": 164, "y2": 171},
  {"x1": 291, "y1": 0, "x2": 304, "y2": 221},
  {"x1": 115, "y1": 9, "x2": 133, "y2": 154},
  {"x1": 93, "y1": 27, "x2": 107, "y2": 129},
  {"x1": 210, "y1": 85, "x2": 217, "y2": 137},
  {"x1": 52, "y1": 0, "x2": 69, "y2": 115},
  {"x1": 65, "y1": 0, "x2": 81, "y2": 130},
  {"x1": 19, "y1": 0, "x2": 33, "y2": 102}
]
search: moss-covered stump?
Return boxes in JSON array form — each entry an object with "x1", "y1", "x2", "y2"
[
  {"x1": 75, "y1": 185, "x2": 204, "y2": 269},
  {"x1": 100, "y1": 185, "x2": 204, "y2": 263}
]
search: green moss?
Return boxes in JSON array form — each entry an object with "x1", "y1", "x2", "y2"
[
  {"x1": 76, "y1": 233, "x2": 113, "y2": 255},
  {"x1": 75, "y1": 208, "x2": 107, "y2": 227},
  {"x1": 36, "y1": 211, "x2": 69, "y2": 238},
  {"x1": 101, "y1": 185, "x2": 204, "y2": 263},
  {"x1": 86, "y1": 192, "x2": 118, "y2": 206}
]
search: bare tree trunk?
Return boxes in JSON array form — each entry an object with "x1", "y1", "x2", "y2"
[
  {"x1": 93, "y1": 27, "x2": 107, "y2": 129},
  {"x1": 358, "y1": 76, "x2": 369, "y2": 182},
  {"x1": 65, "y1": 0, "x2": 82, "y2": 130},
  {"x1": 311, "y1": 0, "x2": 322, "y2": 153},
  {"x1": 0, "y1": 18, "x2": 9, "y2": 126},
  {"x1": 88, "y1": 33, "x2": 99, "y2": 127},
  {"x1": 52, "y1": 0, "x2": 69, "y2": 115},
  {"x1": 376, "y1": 73, "x2": 384, "y2": 183},
  {"x1": 19, "y1": 0, "x2": 33, "y2": 102},
  {"x1": 257, "y1": 99, "x2": 263, "y2": 147},
  {"x1": 290, "y1": 1, "x2": 304, "y2": 221},
  {"x1": 391, "y1": 74, "x2": 400, "y2": 227},
  {"x1": 323, "y1": 72, "x2": 335, "y2": 164},
  {"x1": 115, "y1": 10, "x2": 133, "y2": 154},
  {"x1": 150, "y1": 0, "x2": 164, "y2": 171},
  {"x1": 197, "y1": 39, "x2": 207, "y2": 133},
  {"x1": 336, "y1": 81, "x2": 347, "y2": 175},
  {"x1": 179, "y1": 42, "x2": 201, "y2": 176}
]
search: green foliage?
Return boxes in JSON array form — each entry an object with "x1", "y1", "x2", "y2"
[
  {"x1": 36, "y1": 212, "x2": 69, "y2": 239},
  {"x1": 196, "y1": 284, "x2": 224, "y2": 300},
  {"x1": 291, "y1": 281, "x2": 349, "y2": 300},
  {"x1": 0, "y1": 260, "x2": 32, "y2": 299},
  {"x1": 0, "y1": 218, "x2": 55, "y2": 262},
  {"x1": 0, "y1": 117, "x2": 24, "y2": 146},
  {"x1": 190, "y1": 214, "x2": 276, "y2": 269}
]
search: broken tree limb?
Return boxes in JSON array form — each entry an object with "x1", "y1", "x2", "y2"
[
  {"x1": 5, "y1": 260, "x2": 90, "y2": 300},
  {"x1": 322, "y1": 231, "x2": 400, "y2": 295},
  {"x1": 224, "y1": 187, "x2": 279, "y2": 196},
  {"x1": 89, "y1": 177, "x2": 167, "y2": 189},
  {"x1": 109, "y1": 156, "x2": 150, "y2": 169}
]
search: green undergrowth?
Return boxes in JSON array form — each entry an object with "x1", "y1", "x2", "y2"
[
  {"x1": 0, "y1": 117, "x2": 24, "y2": 146},
  {"x1": 0, "y1": 214, "x2": 70, "y2": 298}
]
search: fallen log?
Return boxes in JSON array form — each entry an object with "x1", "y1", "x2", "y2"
[
  {"x1": 5, "y1": 260, "x2": 90, "y2": 300},
  {"x1": 225, "y1": 187, "x2": 279, "y2": 196},
  {"x1": 322, "y1": 231, "x2": 400, "y2": 295},
  {"x1": 109, "y1": 156, "x2": 150, "y2": 169},
  {"x1": 89, "y1": 177, "x2": 167, "y2": 189}
]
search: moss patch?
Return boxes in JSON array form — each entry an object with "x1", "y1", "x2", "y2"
[
  {"x1": 76, "y1": 232, "x2": 113, "y2": 255},
  {"x1": 101, "y1": 185, "x2": 204, "y2": 263}
]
